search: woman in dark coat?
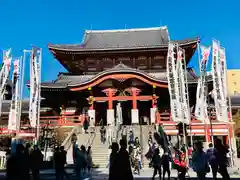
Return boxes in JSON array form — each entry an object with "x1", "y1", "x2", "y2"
[
  {"x1": 108, "y1": 142, "x2": 119, "y2": 180},
  {"x1": 115, "y1": 139, "x2": 133, "y2": 180}
]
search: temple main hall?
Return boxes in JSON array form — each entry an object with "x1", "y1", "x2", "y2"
[{"x1": 1, "y1": 26, "x2": 238, "y2": 145}]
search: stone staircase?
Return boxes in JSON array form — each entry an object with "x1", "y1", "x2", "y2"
[
  {"x1": 64, "y1": 125, "x2": 156, "y2": 167},
  {"x1": 91, "y1": 127, "x2": 109, "y2": 168},
  {"x1": 89, "y1": 125, "x2": 155, "y2": 168},
  {"x1": 65, "y1": 127, "x2": 95, "y2": 164}
]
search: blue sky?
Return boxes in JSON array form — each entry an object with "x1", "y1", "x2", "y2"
[{"x1": 0, "y1": 0, "x2": 239, "y2": 87}]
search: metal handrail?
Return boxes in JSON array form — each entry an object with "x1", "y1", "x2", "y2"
[{"x1": 61, "y1": 125, "x2": 79, "y2": 151}]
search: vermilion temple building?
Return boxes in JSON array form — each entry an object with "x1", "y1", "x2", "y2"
[{"x1": 0, "y1": 26, "x2": 239, "y2": 144}]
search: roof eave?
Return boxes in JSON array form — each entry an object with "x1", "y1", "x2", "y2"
[{"x1": 48, "y1": 38, "x2": 198, "y2": 52}]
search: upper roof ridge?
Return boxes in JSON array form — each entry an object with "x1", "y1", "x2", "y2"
[{"x1": 85, "y1": 26, "x2": 168, "y2": 34}]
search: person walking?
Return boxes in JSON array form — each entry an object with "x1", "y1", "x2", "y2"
[
  {"x1": 215, "y1": 139, "x2": 230, "y2": 180},
  {"x1": 162, "y1": 152, "x2": 171, "y2": 180},
  {"x1": 108, "y1": 142, "x2": 119, "y2": 180},
  {"x1": 87, "y1": 146, "x2": 93, "y2": 174},
  {"x1": 115, "y1": 139, "x2": 133, "y2": 180},
  {"x1": 206, "y1": 143, "x2": 218, "y2": 180},
  {"x1": 151, "y1": 148, "x2": 162, "y2": 180},
  {"x1": 192, "y1": 141, "x2": 210, "y2": 180},
  {"x1": 100, "y1": 125, "x2": 106, "y2": 144},
  {"x1": 59, "y1": 146, "x2": 70, "y2": 180},
  {"x1": 30, "y1": 145, "x2": 43, "y2": 180},
  {"x1": 121, "y1": 126, "x2": 128, "y2": 145}
]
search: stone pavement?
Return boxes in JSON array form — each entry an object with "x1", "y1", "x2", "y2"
[{"x1": 0, "y1": 167, "x2": 240, "y2": 180}]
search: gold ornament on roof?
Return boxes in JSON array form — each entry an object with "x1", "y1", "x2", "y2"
[{"x1": 88, "y1": 87, "x2": 92, "y2": 91}]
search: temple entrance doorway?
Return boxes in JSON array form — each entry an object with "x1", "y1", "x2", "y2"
[
  {"x1": 138, "y1": 100, "x2": 151, "y2": 125},
  {"x1": 114, "y1": 101, "x2": 132, "y2": 125},
  {"x1": 95, "y1": 102, "x2": 107, "y2": 126}
]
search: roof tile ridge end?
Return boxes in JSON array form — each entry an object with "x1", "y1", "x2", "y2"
[
  {"x1": 159, "y1": 25, "x2": 168, "y2": 30},
  {"x1": 84, "y1": 26, "x2": 168, "y2": 34}
]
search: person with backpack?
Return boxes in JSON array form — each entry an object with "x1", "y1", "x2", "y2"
[
  {"x1": 206, "y1": 143, "x2": 218, "y2": 180},
  {"x1": 192, "y1": 141, "x2": 210, "y2": 180}
]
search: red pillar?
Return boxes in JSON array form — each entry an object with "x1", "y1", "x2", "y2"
[
  {"x1": 127, "y1": 87, "x2": 141, "y2": 109},
  {"x1": 226, "y1": 112, "x2": 233, "y2": 146},
  {"x1": 132, "y1": 89, "x2": 137, "y2": 109},
  {"x1": 205, "y1": 124, "x2": 211, "y2": 143},
  {"x1": 102, "y1": 88, "x2": 117, "y2": 110}
]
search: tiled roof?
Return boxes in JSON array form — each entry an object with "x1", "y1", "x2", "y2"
[
  {"x1": 48, "y1": 26, "x2": 198, "y2": 51},
  {"x1": 41, "y1": 63, "x2": 210, "y2": 89},
  {"x1": 0, "y1": 100, "x2": 51, "y2": 115}
]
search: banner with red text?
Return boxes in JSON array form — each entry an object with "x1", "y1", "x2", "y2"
[
  {"x1": 167, "y1": 42, "x2": 182, "y2": 122},
  {"x1": 177, "y1": 46, "x2": 190, "y2": 124},
  {"x1": 211, "y1": 40, "x2": 228, "y2": 122}
]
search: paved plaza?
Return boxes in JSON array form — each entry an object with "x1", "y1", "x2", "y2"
[
  {"x1": 0, "y1": 167, "x2": 239, "y2": 180},
  {"x1": 1, "y1": 158, "x2": 240, "y2": 179}
]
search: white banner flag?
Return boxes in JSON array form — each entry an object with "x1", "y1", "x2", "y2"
[
  {"x1": 8, "y1": 59, "x2": 20, "y2": 130},
  {"x1": 167, "y1": 43, "x2": 182, "y2": 122},
  {"x1": 177, "y1": 47, "x2": 190, "y2": 124},
  {"x1": 195, "y1": 45, "x2": 211, "y2": 122},
  {"x1": 29, "y1": 47, "x2": 41, "y2": 128},
  {"x1": 212, "y1": 40, "x2": 228, "y2": 122},
  {"x1": 0, "y1": 49, "x2": 12, "y2": 117},
  {"x1": 219, "y1": 47, "x2": 229, "y2": 122},
  {"x1": 219, "y1": 47, "x2": 228, "y2": 102},
  {"x1": 29, "y1": 48, "x2": 37, "y2": 127}
]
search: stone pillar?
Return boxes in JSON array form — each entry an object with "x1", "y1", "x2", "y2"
[
  {"x1": 107, "y1": 110, "x2": 115, "y2": 126},
  {"x1": 131, "y1": 109, "x2": 139, "y2": 124},
  {"x1": 88, "y1": 109, "x2": 96, "y2": 125},
  {"x1": 102, "y1": 88, "x2": 117, "y2": 126},
  {"x1": 150, "y1": 108, "x2": 157, "y2": 124}
]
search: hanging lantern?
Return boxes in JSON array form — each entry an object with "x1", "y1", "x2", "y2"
[
  {"x1": 88, "y1": 87, "x2": 92, "y2": 91},
  {"x1": 152, "y1": 85, "x2": 156, "y2": 89},
  {"x1": 88, "y1": 96, "x2": 94, "y2": 105},
  {"x1": 152, "y1": 94, "x2": 157, "y2": 106}
]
